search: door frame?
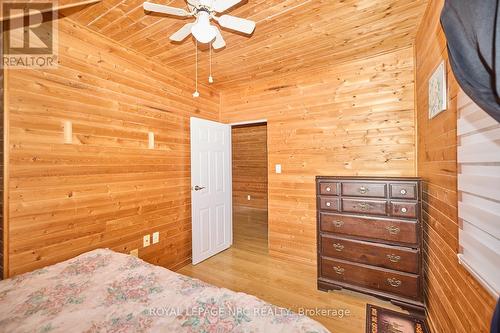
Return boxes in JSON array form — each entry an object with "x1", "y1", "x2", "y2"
[
  {"x1": 229, "y1": 119, "x2": 267, "y2": 127},
  {"x1": 189, "y1": 117, "x2": 269, "y2": 263},
  {"x1": 229, "y1": 119, "x2": 269, "y2": 250}
]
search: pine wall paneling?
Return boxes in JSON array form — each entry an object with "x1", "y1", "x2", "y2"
[
  {"x1": 4, "y1": 17, "x2": 219, "y2": 276},
  {"x1": 0, "y1": 0, "x2": 101, "y2": 21},
  {"x1": 415, "y1": 1, "x2": 496, "y2": 332},
  {"x1": 231, "y1": 124, "x2": 268, "y2": 210},
  {"x1": 220, "y1": 47, "x2": 417, "y2": 264}
]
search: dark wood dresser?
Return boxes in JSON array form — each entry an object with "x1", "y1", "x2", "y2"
[{"x1": 316, "y1": 176, "x2": 424, "y2": 311}]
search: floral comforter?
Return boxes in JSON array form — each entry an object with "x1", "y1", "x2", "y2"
[{"x1": 0, "y1": 249, "x2": 329, "y2": 333}]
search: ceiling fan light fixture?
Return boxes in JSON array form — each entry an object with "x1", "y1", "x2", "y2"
[{"x1": 191, "y1": 11, "x2": 217, "y2": 44}]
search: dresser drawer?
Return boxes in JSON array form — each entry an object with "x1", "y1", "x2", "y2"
[
  {"x1": 341, "y1": 182, "x2": 386, "y2": 198},
  {"x1": 390, "y1": 201, "x2": 418, "y2": 219},
  {"x1": 321, "y1": 257, "x2": 420, "y2": 299},
  {"x1": 320, "y1": 213, "x2": 418, "y2": 245},
  {"x1": 390, "y1": 183, "x2": 417, "y2": 200},
  {"x1": 319, "y1": 182, "x2": 339, "y2": 196},
  {"x1": 319, "y1": 197, "x2": 340, "y2": 211},
  {"x1": 321, "y1": 235, "x2": 419, "y2": 273},
  {"x1": 342, "y1": 198, "x2": 387, "y2": 216}
]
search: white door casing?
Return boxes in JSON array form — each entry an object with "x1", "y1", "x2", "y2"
[{"x1": 190, "y1": 117, "x2": 232, "y2": 265}]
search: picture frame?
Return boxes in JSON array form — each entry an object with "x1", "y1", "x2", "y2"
[{"x1": 428, "y1": 60, "x2": 447, "y2": 119}]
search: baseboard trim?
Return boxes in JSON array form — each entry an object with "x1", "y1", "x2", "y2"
[{"x1": 171, "y1": 257, "x2": 192, "y2": 271}]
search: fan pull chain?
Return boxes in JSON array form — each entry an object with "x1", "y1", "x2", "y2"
[
  {"x1": 193, "y1": 40, "x2": 200, "y2": 98},
  {"x1": 208, "y1": 43, "x2": 214, "y2": 84}
]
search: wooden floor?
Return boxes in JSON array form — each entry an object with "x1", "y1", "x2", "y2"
[{"x1": 179, "y1": 207, "x2": 407, "y2": 332}]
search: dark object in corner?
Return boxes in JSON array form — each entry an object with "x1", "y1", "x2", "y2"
[
  {"x1": 492, "y1": 299, "x2": 500, "y2": 333},
  {"x1": 441, "y1": 0, "x2": 500, "y2": 123},
  {"x1": 366, "y1": 304, "x2": 429, "y2": 333}
]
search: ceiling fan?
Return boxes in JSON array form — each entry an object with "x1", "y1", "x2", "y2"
[{"x1": 143, "y1": 0, "x2": 256, "y2": 49}]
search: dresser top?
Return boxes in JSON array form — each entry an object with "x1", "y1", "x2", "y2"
[{"x1": 316, "y1": 176, "x2": 421, "y2": 181}]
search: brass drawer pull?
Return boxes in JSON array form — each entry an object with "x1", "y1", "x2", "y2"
[
  {"x1": 400, "y1": 207, "x2": 408, "y2": 213},
  {"x1": 400, "y1": 189, "x2": 408, "y2": 195},
  {"x1": 326, "y1": 187, "x2": 332, "y2": 192},
  {"x1": 357, "y1": 203, "x2": 372, "y2": 210},
  {"x1": 326, "y1": 202, "x2": 332, "y2": 207},
  {"x1": 387, "y1": 278, "x2": 402, "y2": 288},
  {"x1": 333, "y1": 266, "x2": 345, "y2": 275},
  {"x1": 386, "y1": 226, "x2": 400, "y2": 235},
  {"x1": 358, "y1": 186, "x2": 369, "y2": 194},
  {"x1": 386, "y1": 254, "x2": 401, "y2": 263},
  {"x1": 333, "y1": 220, "x2": 344, "y2": 228},
  {"x1": 332, "y1": 243, "x2": 344, "y2": 252}
]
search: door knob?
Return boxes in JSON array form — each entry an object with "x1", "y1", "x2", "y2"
[{"x1": 193, "y1": 185, "x2": 206, "y2": 191}]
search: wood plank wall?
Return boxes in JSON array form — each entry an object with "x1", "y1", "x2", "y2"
[
  {"x1": 415, "y1": 1, "x2": 496, "y2": 332},
  {"x1": 220, "y1": 47, "x2": 417, "y2": 264},
  {"x1": 231, "y1": 124, "x2": 268, "y2": 211},
  {"x1": 4, "y1": 17, "x2": 219, "y2": 277}
]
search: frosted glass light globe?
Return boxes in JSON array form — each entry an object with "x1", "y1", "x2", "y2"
[{"x1": 192, "y1": 11, "x2": 216, "y2": 44}]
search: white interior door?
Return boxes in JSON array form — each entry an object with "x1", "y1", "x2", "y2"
[{"x1": 190, "y1": 117, "x2": 232, "y2": 265}]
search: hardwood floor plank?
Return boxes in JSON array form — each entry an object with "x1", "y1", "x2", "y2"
[{"x1": 179, "y1": 207, "x2": 409, "y2": 333}]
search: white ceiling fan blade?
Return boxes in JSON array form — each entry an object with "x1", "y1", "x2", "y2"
[
  {"x1": 143, "y1": 2, "x2": 190, "y2": 17},
  {"x1": 213, "y1": 27, "x2": 226, "y2": 49},
  {"x1": 218, "y1": 15, "x2": 255, "y2": 34},
  {"x1": 170, "y1": 23, "x2": 194, "y2": 42},
  {"x1": 213, "y1": 0, "x2": 242, "y2": 13}
]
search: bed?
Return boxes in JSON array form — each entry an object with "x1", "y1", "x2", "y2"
[{"x1": 0, "y1": 249, "x2": 330, "y2": 333}]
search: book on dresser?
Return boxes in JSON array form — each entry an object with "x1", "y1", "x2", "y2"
[{"x1": 316, "y1": 176, "x2": 424, "y2": 312}]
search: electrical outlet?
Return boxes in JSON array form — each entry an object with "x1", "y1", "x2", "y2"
[
  {"x1": 130, "y1": 249, "x2": 139, "y2": 257},
  {"x1": 143, "y1": 235, "x2": 151, "y2": 247},
  {"x1": 247, "y1": 195, "x2": 251, "y2": 201},
  {"x1": 152, "y1": 232, "x2": 159, "y2": 244}
]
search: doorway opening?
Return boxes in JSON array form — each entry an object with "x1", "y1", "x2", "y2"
[{"x1": 231, "y1": 122, "x2": 268, "y2": 254}]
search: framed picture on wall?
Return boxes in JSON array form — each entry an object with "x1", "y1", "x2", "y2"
[{"x1": 428, "y1": 60, "x2": 447, "y2": 119}]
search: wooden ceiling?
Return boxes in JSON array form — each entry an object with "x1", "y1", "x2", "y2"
[{"x1": 70, "y1": 0, "x2": 428, "y2": 88}]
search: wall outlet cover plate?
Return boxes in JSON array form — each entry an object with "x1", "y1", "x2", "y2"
[
  {"x1": 143, "y1": 235, "x2": 151, "y2": 247},
  {"x1": 152, "y1": 232, "x2": 159, "y2": 244}
]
